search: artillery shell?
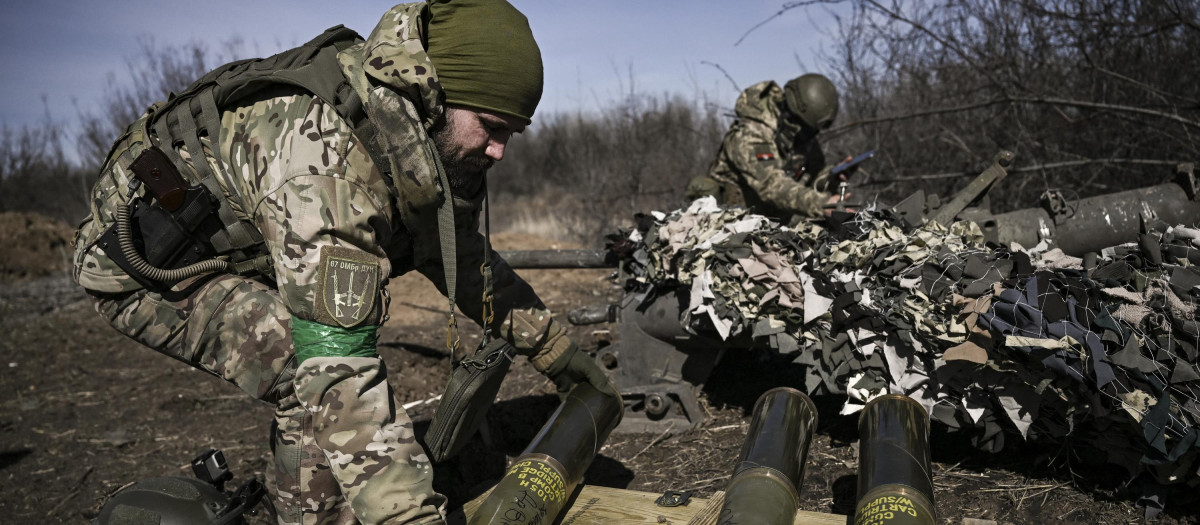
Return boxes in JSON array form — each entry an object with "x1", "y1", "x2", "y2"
[
  {"x1": 718, "y1": 387, "x2": 818, "y2": 525},
  {"x1": 469, "y1": 382, "x2": 622, "y2": 525},
  {"x1": 853, "y1": 394, "x2": 935, "y2": 525}
]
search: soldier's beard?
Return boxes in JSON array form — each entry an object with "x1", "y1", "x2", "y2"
[{"x1": 430, "y1": 118, "x2": 493, "y2": 198}]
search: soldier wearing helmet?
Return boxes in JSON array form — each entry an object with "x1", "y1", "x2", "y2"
[
  {"x1": 72, "y1": 2, "x2": 615, "y2": 524},
  {"x1": 688, "y1": 73, "x2": 850, "y2": 222}
]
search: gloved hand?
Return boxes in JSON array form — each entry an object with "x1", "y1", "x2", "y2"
[
  {"x1": 684, "y1": 175, "x2": 722, "y2": 201},
  {"x1": 811, "y1": 164, "x2": 837, "y2": 192},
  {"x1": 543, "y1": 341, "x2": 617, "y2": 397}
]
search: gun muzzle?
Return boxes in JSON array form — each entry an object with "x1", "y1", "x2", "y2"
[
  {"x1": 469, "y1": 383, "x2": 622, "y2": 525},
  {"x1": 717, "y1": 387, "x2": 818, "y2": 525},
  {"x1": 853, "y1": 394, "x2": 935, "y2": 525}
]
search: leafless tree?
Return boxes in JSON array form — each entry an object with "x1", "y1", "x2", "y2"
[
  {"x1": 751, "y1": 0, "x2": 1200, "y2": 212},
  {"x1": 0, "y1": 103, "x2": 91, "y2": 222},
  {"x1": 490, "y1": 93, "x2": 728, "y2": 243},
  {"x1": 0, "y1": 37, "x2": 245, "y2": 223},
  {"x1": 75, "y1": 37, "x2": 241, "y2": 170}
]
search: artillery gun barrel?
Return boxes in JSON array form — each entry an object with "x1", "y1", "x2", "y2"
[
  {"x1": 854, "y1": 394, "x2": 935, "y2": 525},
  {"x1": 993, "y1": 182, "x2": 1200, "y2": 256},
  {"x1": 497, "y1": 249, "x2": 615, "y2": 269},
  {"x1": 468, "y1": 383, "x2": 622, "y2": 525},
  {"x1": 717, "y1": 387, "x2": 818, "y2": 525}
]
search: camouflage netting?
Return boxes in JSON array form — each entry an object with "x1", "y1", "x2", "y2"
[{"x1": 607, "y1": 197, "x2": 1200, "y2": 488}]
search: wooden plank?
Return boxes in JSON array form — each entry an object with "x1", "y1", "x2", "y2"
[
  {"x1": 685, "y1": 491, "x2": 723, "y2": 525},
  {"x1": 450, "y1": 485, "x2": 846, "y2": 525},
  {"x1": 684, "y1": 491, "x2": 846, "y2": 525}
]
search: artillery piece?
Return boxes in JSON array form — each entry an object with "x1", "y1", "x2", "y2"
[
  {"x1": 498, "y1": 249, "x2": 745, "y2": 433},
  {"x1": 500, "y1": 156, "x2": 1200, "y2": 434}
]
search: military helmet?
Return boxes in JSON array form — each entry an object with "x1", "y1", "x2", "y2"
[
  {"x1": 94, "y1": 477, "x2": 244, "y2": 525},
  {"x1": 782, "y1": 74, "x2": 839, "y2": 130}
]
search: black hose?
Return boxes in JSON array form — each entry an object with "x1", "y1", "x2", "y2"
[{"x1": 117, "y1": 200, "x2": 229, "y2": 284}]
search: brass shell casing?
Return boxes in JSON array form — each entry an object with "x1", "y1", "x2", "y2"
[
  {"x1": 854, "y1": 484, "x2": 935, "y2": 525},
  {"x1": 853, "y1": 394, "x2": 935, "y2": 525},
  {"x1": 469, "y1": 383, "x2": 622, "y2": 525},
  {"x1": 469, "y1": 455, "x2": 570, "y2": 525},
  {"x1": 717, "y1": 387, "x2": 818, "y2": 525}
]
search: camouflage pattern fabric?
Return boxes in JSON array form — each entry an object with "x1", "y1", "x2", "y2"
[
  {"x1": 337, "y1": 3, "x2": 573, "y2": 369},
  {"x1": 705, "y1": 81, "x2": 831, "y2": 222},
  {"x1": 72, "y1": 3, "x2": 571, "y2": 523},
  {"x1": 73, "y1": 109, "x2": 156, "y2": 294},
  {"x1": 87, "y1": 274, "x2": 355, "y2": 524},
  {"x1": 609, "y1": 197, "x2": 1200, "y2": 500},
  {"x1": 294, "y1": 357, "x2": 442, "y2": 523}
]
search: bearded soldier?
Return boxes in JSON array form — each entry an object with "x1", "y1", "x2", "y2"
[
  {"x1": 71, "y1": 2, "x2": 614, "y2": 523},
  {"x1": 687, "y1": 74, "x2": 850, "y2": 222}
]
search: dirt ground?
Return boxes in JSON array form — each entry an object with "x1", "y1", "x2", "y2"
[{"x1": 1, "y1": 212, "x2": 1198, "y2": 524}]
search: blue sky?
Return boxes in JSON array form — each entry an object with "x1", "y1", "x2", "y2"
[{"x1": 1, "y1": 1, "x2": 843, "y2": 136}]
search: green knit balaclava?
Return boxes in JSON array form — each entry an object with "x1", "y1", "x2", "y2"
[{"x1": 425, "y1": 0, "x2": 544, "y2": 125}]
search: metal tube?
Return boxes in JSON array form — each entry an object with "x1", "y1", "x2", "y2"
[
  {"x1": 566, "y1": 304, "x2": 616, "y2": 326},
  {"x1": 993, "y1": 182, "x2": 1200, "y2": 255},
  {"x1": 717, "y1": 387, "x2": 818, "y2": 525},
  {"x1": 854, "y1": 394, "x2": 935, "y2": 525},
  {"x1": 468, "y1": 383, "x2": 622, "y2": 525},
  {"x1": 496, "y1": 249, "x2": 615, "y2": 269}
]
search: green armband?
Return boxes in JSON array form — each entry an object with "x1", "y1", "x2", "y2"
[{"x1": 292, "y1": 317, "x2": 378, "y2": 365}]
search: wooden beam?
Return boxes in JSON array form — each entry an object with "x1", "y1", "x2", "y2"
[{"x1": 449, "y1": 484, "x2": 846, "y2": 525}]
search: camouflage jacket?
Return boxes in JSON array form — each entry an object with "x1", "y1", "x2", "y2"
[
  {"x1": 73, "y1": 4, "x2": 568, "y2": 366},
  {"x1": 706, "y1": 81, "x2": 830, "y2": 221}
]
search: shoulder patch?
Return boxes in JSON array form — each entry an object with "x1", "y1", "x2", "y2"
[
  {"x1": 752, "y1": 143, "x2": 775, "y2": 162},
  {"x1": 317, "y1": 246, "x2": 379, "y2": 328}
]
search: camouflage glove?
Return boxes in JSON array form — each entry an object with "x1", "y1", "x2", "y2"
[{"x1": 542, "y1": 341, "x2": 616, "y2": 396}]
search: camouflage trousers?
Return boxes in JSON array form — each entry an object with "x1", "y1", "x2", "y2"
[{"x1": 89, "y1": 273, "x2": 447, "y2": 524}]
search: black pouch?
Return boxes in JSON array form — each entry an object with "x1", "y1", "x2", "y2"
[
  {"x1": 96, "y1": 188, "x2": 221, "y2": 289},
  {"x1": 424, "y1": 336, "x2": 514, "y2": 463}
]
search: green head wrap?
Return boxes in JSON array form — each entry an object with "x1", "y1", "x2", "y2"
[{"x1": 425, "y1": 0, "x2": 544, "y2": 125}]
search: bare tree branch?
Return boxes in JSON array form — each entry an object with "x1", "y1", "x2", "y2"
[
  {"x1": 735, "y1": 0, "x2": 843, "y2": 46},
  {"x1": 700, "y1": 61, "x2": 740, "y2": 93},
  {"x1": 861, "y1": 0, "x2": 1011, "y2": 93},
  {"x1": 864, "y1": 158, "x2": 1186, "y2": 183},
  {"x1": 829, "y1": 96, "x2": 1200, "y2": 134},
  {"x1": 1086, "y1": 64, "x2": 1199, "y2": 106}
]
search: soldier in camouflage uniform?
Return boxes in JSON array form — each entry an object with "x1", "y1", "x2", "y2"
[
  {"x1": 71, "y1": 2, "x2": 614, "y2": 524},
  {"x1": 686, "y1": 74, "x2": 849, "y2": 223}
]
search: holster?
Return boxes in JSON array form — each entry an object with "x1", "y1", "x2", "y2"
[
  {"x1": 96, "y1": 146, "x2": 225, "y2": 289},
  {"x1": 96, "y1": 188, "x2": 222, "y2": 290},
  {"x1": 424, "y1": 337, "x2": 515, "y2": 463}
]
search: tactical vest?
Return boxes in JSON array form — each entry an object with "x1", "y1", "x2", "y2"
[{"x1": 141, "y1": 25, "x2": 390, "y2": 260}]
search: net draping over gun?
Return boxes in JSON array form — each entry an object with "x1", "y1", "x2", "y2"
[{"x1": 499, "y1": 154, "x2": 1200, "y2": 434}]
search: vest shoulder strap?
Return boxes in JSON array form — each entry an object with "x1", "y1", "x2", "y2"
[{"x1": 147, "y1": 25, "x2": 387, "y2": 253}]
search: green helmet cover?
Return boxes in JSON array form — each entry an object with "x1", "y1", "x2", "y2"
[
  {"x1": 782, "y1": 74, "x2": 839, "y2": 130},
  {"x1": 94, "y1": 477, "x2": 236, "y2": 525},
  {"x1": 425, "y1": 0, "x2": 544, "y2": 125}
]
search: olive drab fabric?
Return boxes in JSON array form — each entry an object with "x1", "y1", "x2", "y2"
[
  {"x1": 684, "y1": 174, "x2": 724, "y2": 202},
  {"x1": 72, "y1": 2, "x2": 574, "y2": 524},
  {"x1": 609, "y1": 197, "x2": 1200, "y2": 506},
  {"x1": 705, "y1": 81, "x2": 832, "y2": 222},
  {"x1": 425, "y1": 0, "x2": 544, "y2": 125},
  {"x1": 782, "y1": 74, "x2": 839, "y2": 130}
]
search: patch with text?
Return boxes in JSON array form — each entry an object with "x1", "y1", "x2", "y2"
[{"x1": 317, "y1": 246, "x2": 379, "y2": 327}]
